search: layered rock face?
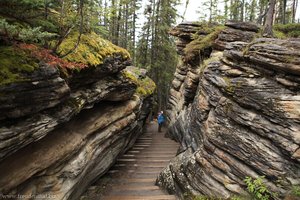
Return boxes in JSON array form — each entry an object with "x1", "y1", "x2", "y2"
[
  {"x1": 158, "y1": 22, "x2": 300, "y2": 199},
  {"x1": 0, "y1": 39, "x2": 155, "y2": 199}
]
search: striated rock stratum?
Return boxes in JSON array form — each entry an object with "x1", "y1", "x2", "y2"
[
  {"x1": 157, "y1": 21, "x2": 300, "y2": 199},
  {"x1": 0, "y1": 34, "x2": 155, "y2": 199}
]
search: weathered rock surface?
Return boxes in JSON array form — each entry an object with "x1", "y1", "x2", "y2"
[
  {"x1": 0, "y1": 65, "x2": 70, "y2": 120},
  {"x1": 169, "y1": 22, "x2": 207, "y2": 56},
  {"x1": 0, "y1": 73, "x2": 136, "y2": 161},
  {"x1": 158, "y1": 22, "x2": 300, "y2": 199},
  {"x1": 0, "y1": 95, "x2": 151, "y2": 199},
  {"x1": 0, "y1": 39, "x2": 155, "y2": 199}
]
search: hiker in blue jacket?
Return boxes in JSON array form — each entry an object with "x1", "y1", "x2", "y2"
[{"x1": 157, "y1": 111, "x2": 165, "y2": 132}]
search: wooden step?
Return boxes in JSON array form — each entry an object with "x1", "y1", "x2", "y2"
[
  {"x1": 112, "y1": 164, "x2": 167, "y2": 169},
  {"x1": 103, "y1": 195, "x2": 177, "y2": 200},
  {"x1": 117, "y1": 159, "x2": 171, "y2": 162},
  {"x1": 108, "y1": 168, "x2": 162, "y2": 174},
  {"x1": 126, "y1": 151, "x2": 176, "y2": 155},
  {"x1": 114, "y1": 163, "x2": 169, "y2": 168},
  {"x1": 113, "y1": 185, "x2": 160, "y2": 191},
  {"x1": 112, "y1": 178, "x2": 156, "y2": 184},
  {"x1": 82, "y1": 124, "x2": 178, "y2": 200},
  {"x1": 122, "y1": 154, "x2": 175, "y2": 158},
  {"x1": 106, "y1": 186, "x2": 166, "y2": 196}
]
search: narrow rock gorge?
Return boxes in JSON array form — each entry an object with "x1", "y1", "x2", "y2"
[
  {"x1": 157, "y1": 21, "x2": 300, "y2": 199},
  {"x1": 0, "y1": 34, "x2": 155, "y2": 199}
]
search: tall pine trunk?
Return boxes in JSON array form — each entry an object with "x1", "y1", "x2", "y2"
[
  {"x1": 263, "y1": 0, "x2": 276, "y2": 37},
  {"x1": 282, "y1": 0, "x2": 287, "y2": 24},
  {"x1": 116, "y1": 0, "x2": 122, "y2": 46},
  {"x1": 132, "y1": 0, "x2": 136, "y2": 64},
  {"x1": 110, "y1": 0, "x2": 116, "y2": 44},
  {"x1": 249, "y1": 0, "x2": 256, "y2": 21},
  {"x1": 104, "y1": 0, "x2": 108, "y2": 27},
  {"x1": 240, "y1": 0, "x2": 245, "y2": 21},
  {"x1": 292, "y1": 0, "x2": 297, "y2": 23}
]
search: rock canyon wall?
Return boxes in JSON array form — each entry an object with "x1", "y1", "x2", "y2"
[
  {"x1": 0, "y1": 36, "x2": 155, "y2": 199},
  {"x1": 157, "y1": 22, "x2": 300, "y2": 199}
]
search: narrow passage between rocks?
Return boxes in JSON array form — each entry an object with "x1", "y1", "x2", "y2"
[{"x1": 82, "y1": 123, "x2": 179, "y2": 200}]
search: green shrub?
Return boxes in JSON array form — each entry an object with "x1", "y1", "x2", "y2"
[
  {"x1": 292, "y1": 185, "x2": 300, "y2": 197},
  {"x1": 273, "y1": 23, "x2": 300, "y2": 38},
  {"x1": 244, "y1": 176, "x2": 276, "y2": 200}
]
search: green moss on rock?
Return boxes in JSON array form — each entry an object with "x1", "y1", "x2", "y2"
[
  {"x1": 0, "y1": 46, "x2": 39, "y2": 85},
  {"x1": 122, "y1": 68, "x2": 156, "y2": 97},
  {"x1": 57, "y1": 32, "x2": 130, "y2": 66},
  {"x1": 0, "y1": 32, "x2": 131, "y2": 85},
  {"x1": 184, "y1": 24, "x2": 225, "y2": 61}
]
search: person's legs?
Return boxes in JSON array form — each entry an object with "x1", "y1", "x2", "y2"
[{"x1": 158, "y1": 123, "x2": 162, "y2": 132}]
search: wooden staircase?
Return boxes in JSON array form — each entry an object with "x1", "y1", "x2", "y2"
[{"x1": 81, "y1": 123, "x2": 179, "y2": 200}]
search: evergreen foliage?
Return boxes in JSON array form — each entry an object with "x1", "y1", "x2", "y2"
[
  {"x1": 195, "y1": 0, "x2": 299, "y2": 26},
  {"x1": 0, "y1": 19, "x2": 56, "y2": 43},
  {"x1": 136, "y1": 0, "x2": 180, "y2": 111}
]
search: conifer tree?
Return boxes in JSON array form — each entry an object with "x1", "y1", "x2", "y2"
[{"x1": 136, "y1": 0, "x2": 179, "y2": 111}]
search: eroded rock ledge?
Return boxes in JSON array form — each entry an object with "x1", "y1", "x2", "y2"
[
  {"x1": 157, "y1": 21, "x2": 300, "y2": 199},
  {"x1": 0, "y1": 35, "x2": 155, "y2": 199}
]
